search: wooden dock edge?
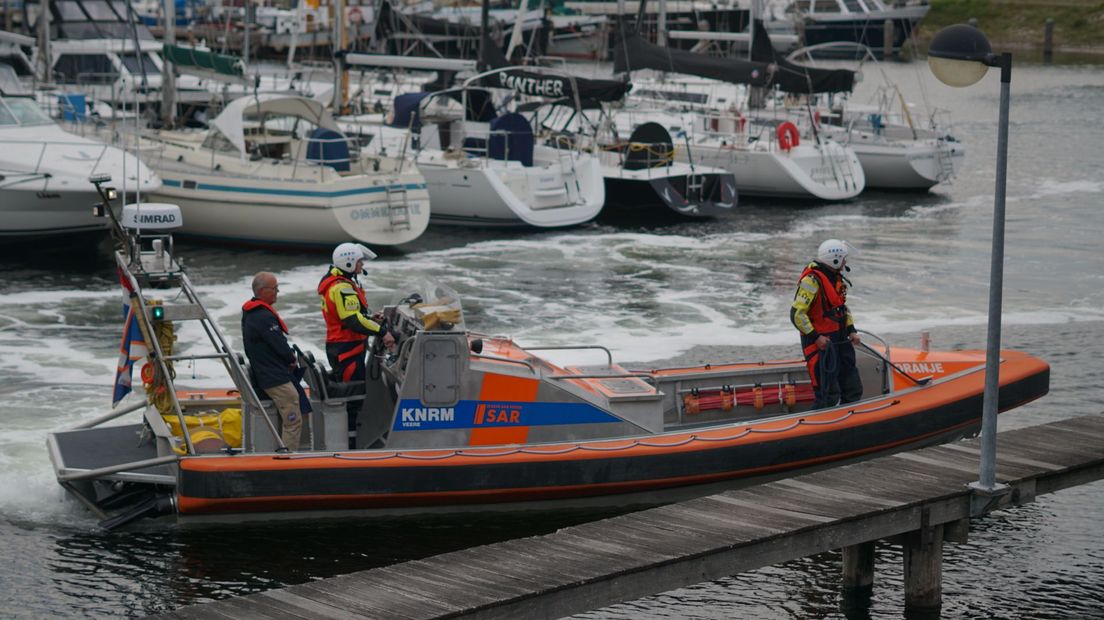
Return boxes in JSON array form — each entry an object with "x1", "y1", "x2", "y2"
[{"x1": 153, "y1": 413, "x2": 1104, "y2": 620}]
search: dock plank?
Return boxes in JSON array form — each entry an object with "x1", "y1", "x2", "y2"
[
  {"x1": 261, "y1": 588, "x2": 360, "y2": 620},
  {"x1": 735, "y1": 476, "x2": 902, "y2": 517},
  {"x1": 292, "y1": 580, "x2": 415, "y2": 619},
  {"x1": 1047, "y1": 415, "x2": 1104, "y2": 438}
]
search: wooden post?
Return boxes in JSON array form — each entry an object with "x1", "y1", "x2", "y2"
[
  {"x1": 883, "y1": 19, "x2": 894, "y2": 60},
  {"x1": 1043, "y1": 18, "x2": 1054, "y2": 64},
  {"x1": 840, "y1": 541, "x2": 876, "y2": 613},
  {"x1": 903, "y1": 525, "x2": 944, "y2": 613},
  {"x1": 842, "y1": 541, "x2": 876, "y2": 591}
]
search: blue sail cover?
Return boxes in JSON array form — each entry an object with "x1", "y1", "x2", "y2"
[
  {"x1": 390, "y1": 92, "x2": 429, "y2": 129},
  {"x1": 488, "y1": 113, "x2": 533, "y2": 167},
  {"x1": 306, "y1": 128, "x2": 351, "y2": 172}
]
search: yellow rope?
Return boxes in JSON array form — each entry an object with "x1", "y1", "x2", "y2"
[{"x1": 140, "y1": 300, "x2": 177, "y2": 417}]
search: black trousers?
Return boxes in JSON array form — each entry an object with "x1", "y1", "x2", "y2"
[
  {"x1": 803, "y1": 338, "x2": 863, "y2": 410},
  {"x1": 326, "y1": 340, "x2": 367, "y2": 448}
]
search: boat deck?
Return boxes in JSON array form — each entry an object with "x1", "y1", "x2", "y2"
[{"x1": 50, "y1": 423, "x2": 174, "y2": 482}]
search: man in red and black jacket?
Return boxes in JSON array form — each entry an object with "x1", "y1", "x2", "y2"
[
  {"x1": 242, "y1": 271, "x2": 309, "y2": 451},
  {"x1": 791, "y1": 239, "x2": 863, "y2": 409}
]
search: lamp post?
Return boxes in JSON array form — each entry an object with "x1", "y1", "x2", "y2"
[{"x1": 927, "y1": 24, "x2": 1012, "y2": 512}]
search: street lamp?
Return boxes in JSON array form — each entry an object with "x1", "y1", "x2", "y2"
[{"x1": 928, "y1": 24, "x2": 1012, "y2": 512}]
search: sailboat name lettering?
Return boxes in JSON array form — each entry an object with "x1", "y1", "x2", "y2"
[{"x1": 498, "y1": 74, "x2": 565, "y2": 98}]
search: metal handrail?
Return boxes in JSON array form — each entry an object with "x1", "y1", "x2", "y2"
[
  {"x1": 549, "y1": 372, "x2": 657, "y2": 386},
  {"x1": 470, "y1": 353, "x2": 538, "y2": 374},
  {"x1": 69, "y1": 399, "x2": 149, "y2": 430},
  {"x1": 58, "y1": 455, "x2": 180, "y2": 483},
  {"x1": 521, "y1": 345, "x2": 613, "y2": 367}
]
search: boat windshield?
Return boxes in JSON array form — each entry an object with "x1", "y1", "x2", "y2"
[
  {"x1": 394, "y1": 281, "x2": 465, "y2": 331},
  {"x1": 0, "y1": 96, "x2": 55, "y2": 126}
]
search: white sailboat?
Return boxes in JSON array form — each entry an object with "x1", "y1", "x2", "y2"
[
  {"x1": 141, "y1": 94, "x2": 429, "y2": 248},
  {"x1": 616, "y1": 26, "x2": 866, "y2": 201},
  {"x1": 412, "y1": 83, "x2": 606, "y2": 228}
]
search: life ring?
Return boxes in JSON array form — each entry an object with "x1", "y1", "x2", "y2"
[{"x1": 777, "y1": 121, "x2": 800, "y2": 152}]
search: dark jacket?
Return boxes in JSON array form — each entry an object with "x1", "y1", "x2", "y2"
[{"x1": 241, "y1": 299, "x2": 295, "y2": 390}]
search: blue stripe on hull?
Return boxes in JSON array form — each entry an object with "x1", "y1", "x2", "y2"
[{"x1": 161, "y1": 179, "x2": 426, "y2": 198}]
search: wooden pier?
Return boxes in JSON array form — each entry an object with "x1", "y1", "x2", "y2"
[{"x1": 156, "y1": 414, "x2": 1104, "y2": 619}]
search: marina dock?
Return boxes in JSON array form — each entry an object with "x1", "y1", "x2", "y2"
[{"x1": 155, "y1": 413, "x2": 1104, "y2": 619}]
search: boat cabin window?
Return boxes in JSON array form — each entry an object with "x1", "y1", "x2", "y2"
[
  {"x1": 56, "y1": 0, "x2": 90, "y2": 21},
  {"x1": 120, "y1": 52, "x2": 159, "y2": 75},
  {"x1": 0, "y1": 63, "x2": 31, "y2": 93},
  {"x1": 808, "y1": 0, "x2": 842, "y2": 13},
  {"x1": 83, "y1": 0, "x2": 123, "y2": 20},
  {"x1": 54, "y1": 54, "x2": 117, "y2": 84},
  {"x1": 201, "y1": 131, "x2": 239, "y2": 154},
  {"x1": 0, "y1": 97, "x2": 54, "y2": 126}
]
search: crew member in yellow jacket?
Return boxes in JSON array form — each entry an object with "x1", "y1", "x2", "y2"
[{"x1": 317, "y1": 243, "x2": 395, "y2": 448}]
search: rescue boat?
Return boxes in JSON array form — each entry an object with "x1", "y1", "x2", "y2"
[{"x1": 46, "y1": 193, "x2": 1050, "y2": 529}]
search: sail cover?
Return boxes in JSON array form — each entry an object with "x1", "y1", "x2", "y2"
[
  {"x1": 613, "y1": 29, "x2": 774, "y2": 88},
  {"x1": 749, "y1": 20, "x2": 855, "y2": 94},
  {"x1": 614, "y1": 26, "x2": 854, "y2": 94},
  {"x1": 477, "y1": 38, "x2": 630, "y2": 103}
]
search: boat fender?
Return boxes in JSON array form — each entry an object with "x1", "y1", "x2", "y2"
[
  {"x1": 753, "y1": 383, "x2": 764, "y2": 411},
  {"x1": 785, "y1": 382, "x2": 797, "y2": 407},
  {"x1": 470, "y1": 338, "x2": 483, "y2": 354},
  {"x1": 720, "y1": 385, "x2": 734, "y2": 411},
  {"x1": 777, "y1": 122, "x2": 800, "y2": 152},
  {"x1": 683, "y1": 388, "x2": 701, "y2": 415}
]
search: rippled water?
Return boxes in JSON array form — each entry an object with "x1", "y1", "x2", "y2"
[{"x1": 1, "y1": 61, "x2": 1102, "y2": 618}]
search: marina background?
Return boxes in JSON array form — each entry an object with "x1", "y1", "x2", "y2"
[{"x1": 1, "y1": 59, "x2": 1102, "y2": 617}]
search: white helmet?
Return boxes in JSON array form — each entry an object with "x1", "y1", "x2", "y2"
[
  {"x1": 817, "y1": 239, "x2": 850, "y2": 270},
  {"x1": 333, "y1": 242, "x2": 377, "y2": 274}
]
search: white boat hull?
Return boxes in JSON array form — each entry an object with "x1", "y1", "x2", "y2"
[
  {"x1": 2, "y1": 124, "x2": 159, "y2": 243},
  {"x1": 151, "y1": 171, "x2": 430, "y2": 247},
  {"x1": 683, "y1": 140, "x2": 865, "y2": 200},
  {"x1": 417, "y1": 151, "x2": 605, "y2": 228},
  {"x1": 848, "y1": 139, "x2": 966, "y2": 190}
]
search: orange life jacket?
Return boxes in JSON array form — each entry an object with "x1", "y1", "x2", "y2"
[
  {"x1": 317, "y1": 271, "x2": 371, "y2": 343},
  {"x1": 798, "y1": 264, "x2": 849, "y2": 336}
]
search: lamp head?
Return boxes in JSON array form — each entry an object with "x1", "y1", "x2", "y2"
[{"x1": 928, "y1": 24, "x2": 993, "y2": 87}]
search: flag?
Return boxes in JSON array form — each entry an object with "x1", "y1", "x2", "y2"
[{"x1": 113, "y1": 291, "x2": 148, "y2": 406}]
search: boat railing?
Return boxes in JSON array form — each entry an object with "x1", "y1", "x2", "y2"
[
  {"x1": 0, "y1": 139, "x2": 111, "y2": 182},
  {"x1": 548, "y1": 372, "x2": 658, "y2": 387},
  {"x1": 470, "y1": 353, "x2": 539, "y2": 374},
  {"x1": 288, "y1": 131, "x2": 406, "y2": 180},
  {"x1": 521, "y1": 345, "x2": 614, "y2": 367}
]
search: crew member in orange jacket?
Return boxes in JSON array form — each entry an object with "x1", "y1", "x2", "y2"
[
  {"x1": 318, "y1": 242, "x2": 394, "y2": 448},
  {"x1": 791, "y1": 239, "x2": 863, "y2": 409}
]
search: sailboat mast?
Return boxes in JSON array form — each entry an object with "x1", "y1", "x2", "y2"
[
  {"x1": 333, "y1": 0, "x2": 348, "y2": 112},
  {"x1": 479, "y1": 0, "x2": 489, "y2": 67},
  {"x1": 243, "y1": 0, "x2": 251, "y2": 69},
  {"x1": 162, "y1": 0, "x2": 177, "y2": 127},
  {"x1": 37, "y1": 0, "x2": 50, "y2": 83}
]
